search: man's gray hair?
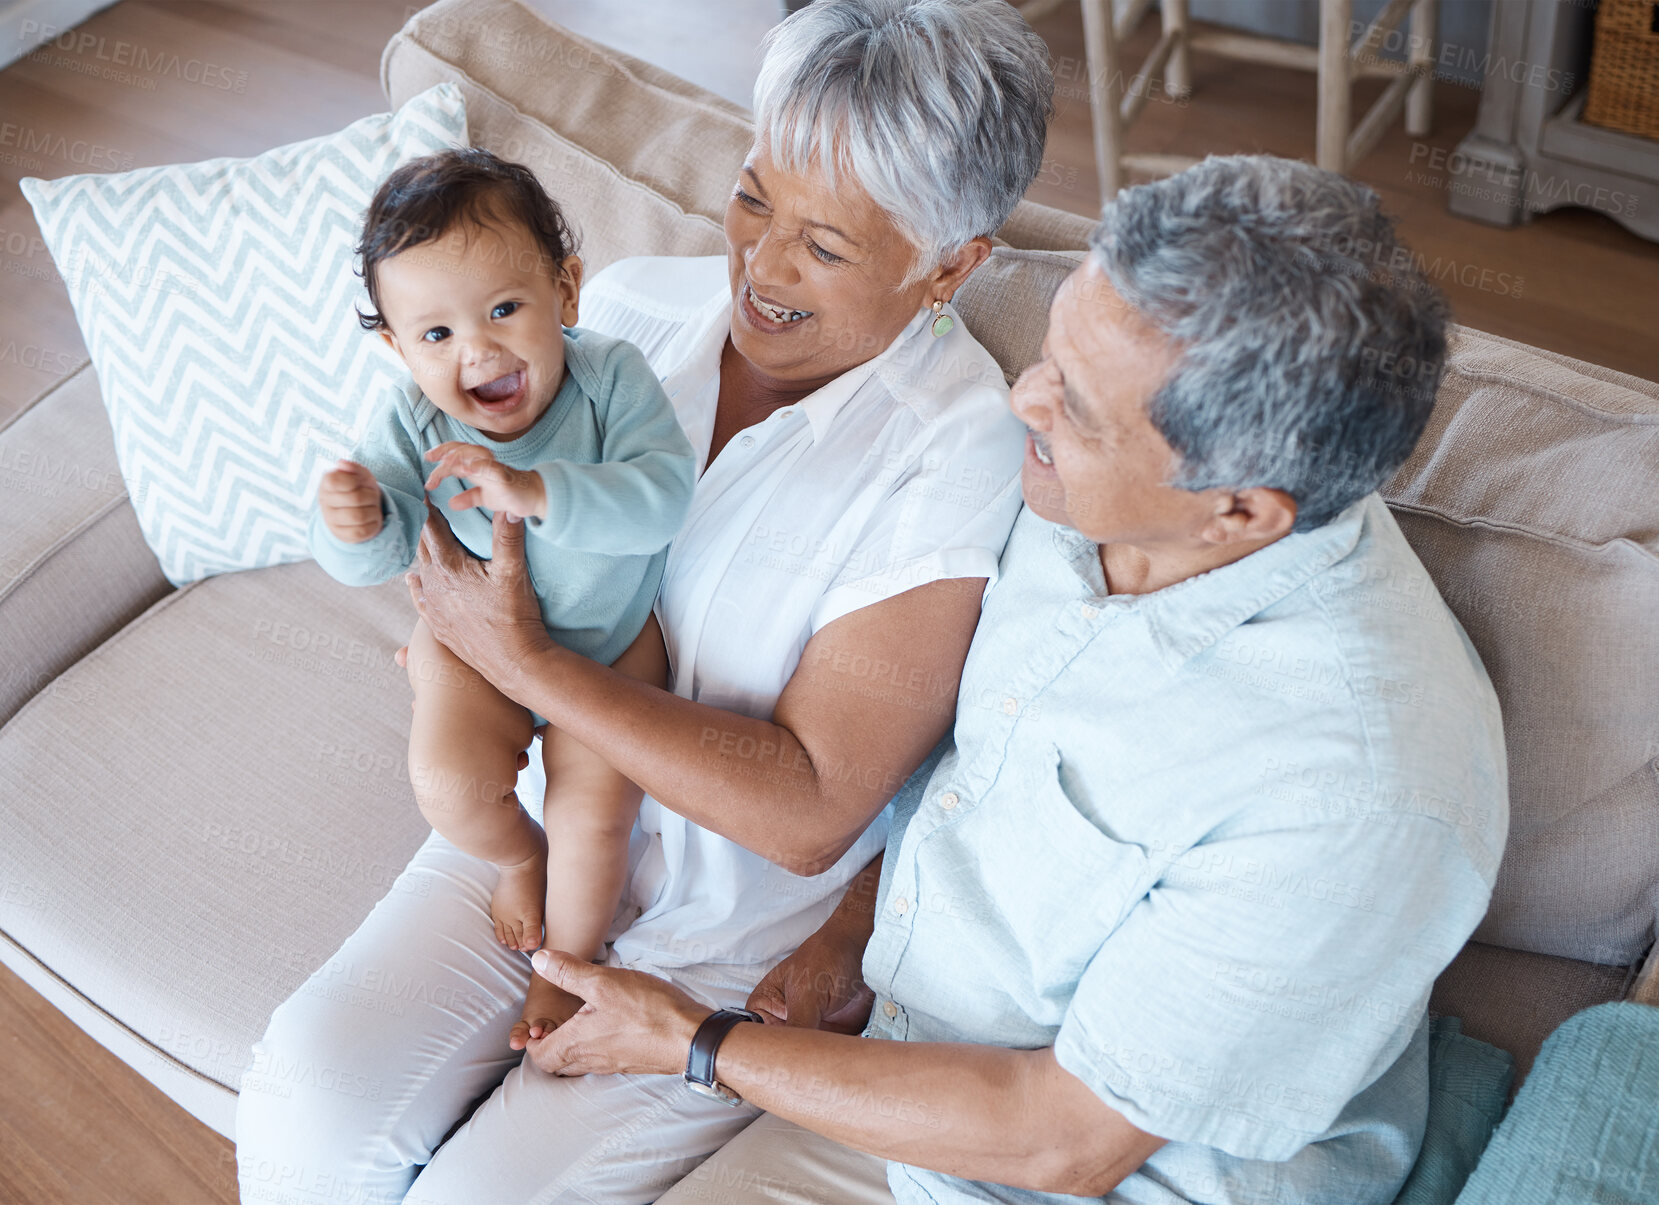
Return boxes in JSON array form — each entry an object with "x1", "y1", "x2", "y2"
[
  {"x1": 1091, "y1": 155, "x2": 1451, "y2": 531},
  {"x1": 755, "y1": 0, "x2": 1053, "y2": 281}
]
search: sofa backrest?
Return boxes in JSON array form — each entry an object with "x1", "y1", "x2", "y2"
[
  {"x1": 383, "y1": 0, "x2": 1659, "y2": 977},
  {"x1": 1382, "y1": 332, "x2": 1659, "y2": 968}
]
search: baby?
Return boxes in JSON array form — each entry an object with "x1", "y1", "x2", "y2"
[{"x1": 309, "y1": 147, "x2": 695, "y2": 1048}]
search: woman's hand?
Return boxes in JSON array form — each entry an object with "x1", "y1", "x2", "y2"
[
  {"x1": 747, "y1": 909, "x2": 875, "y2": 1033},
  {"x1": 406, "y1": 502, "x2": 550, "y2": 696},
  {"x1": 524, "y1": 950, "x2": 712, "y2": 1078},
  {"x1": 423, "y1": 441, "x2": 547, "y2": 521}
]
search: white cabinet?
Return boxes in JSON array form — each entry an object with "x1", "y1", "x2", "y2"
[{"x1": 1448, "y1": 0, "x2": 1659, "y2": 243}]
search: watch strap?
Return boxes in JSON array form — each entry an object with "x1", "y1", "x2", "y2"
[{"x1": 685, "y1": 1007, "x2": 765, "y2": 1089}]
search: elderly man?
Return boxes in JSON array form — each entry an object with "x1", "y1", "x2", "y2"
[{"x1": 527, "y1": 155, "x2": 1509, "y2": 1205}]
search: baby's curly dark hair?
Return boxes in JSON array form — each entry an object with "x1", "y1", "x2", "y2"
[{"x1": 355, "y1": 146, "x2": 579, "y2": 331}]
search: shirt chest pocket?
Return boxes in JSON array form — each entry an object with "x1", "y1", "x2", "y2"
[{"x1": 971, "y1": 745, "x2": 1153, "y2": 1002}]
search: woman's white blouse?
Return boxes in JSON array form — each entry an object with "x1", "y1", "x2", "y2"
[{"x1": 567, "y1": 255, "x2": 1026, "y2": 1005}]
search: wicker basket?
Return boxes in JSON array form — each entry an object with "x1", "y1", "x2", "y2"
[{"x1": 1584, "y1": 0, "x2": 1659, "y2": 140}]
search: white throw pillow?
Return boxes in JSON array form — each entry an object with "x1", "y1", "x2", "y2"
[{"x1": 21, "y1": 83, "x2": 468, "y2": 584}]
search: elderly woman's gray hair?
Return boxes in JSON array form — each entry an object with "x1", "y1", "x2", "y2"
[
  {"x1": 755, "y1": 0, "x2": 1054, "y2": 280},
  {"x1": 1091, "y1": 155, "x2": 1451, "y2": 531}
]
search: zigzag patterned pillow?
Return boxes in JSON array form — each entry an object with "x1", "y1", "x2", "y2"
[{"x1": 21, "y1": 83, "x2": 468, "y2": 584}]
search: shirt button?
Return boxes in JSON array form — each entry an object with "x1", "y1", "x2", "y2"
[
  {"x1": 883, "y1": 1000, "x2": 899, "y2": 1019},
  {"x1": 1080, "y1": 603, "x2": 1099, "y2": 620},
  {"x1": 1002, "y1": 696, "x2": 1018, "y2": 715},
  {"x1": 740, "y1": 435, "x2": 755, "y2": 448},
  {"x1": 939, "y1": 791, "x2": 959, "y2": 811},
  {"x1": 894, "y1": 896, "x2": 910, "y2": 915}
]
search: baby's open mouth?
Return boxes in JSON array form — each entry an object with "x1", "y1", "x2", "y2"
[{"x1": 467, "y1": 370, "x2": 525, "y2": 407}]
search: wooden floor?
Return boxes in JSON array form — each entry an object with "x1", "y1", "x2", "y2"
[
  {"x1": 0, "y1": 959, "x2": 239, "y2": 1204},
  {"x1": 1, "y1": 1, "x2": 1657, "y2": 1200}
]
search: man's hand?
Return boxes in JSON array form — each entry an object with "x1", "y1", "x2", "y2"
[
  {"x1": 406, "y1": 502, "x2": 550, "y2": 696},
  {"x1": 524, "y1": 949, "x2": 713, "y2": 1078},
  {"x1": 424, "y1": 441, "x2": 547, "y2": 521},
  {"x1": 747, "y1": 910, "x2": 874, "y2": 1033},
  {"x1": 318, "y1": 459, "x2": 384, "y2": 543},
  {"x1": 748, "y1": 853, "x2": 880, "y2": 1031}
]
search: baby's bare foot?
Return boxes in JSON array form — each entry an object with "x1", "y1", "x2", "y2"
[
  {"x1": 509, "y1": 968, "x2": 585, "y2": 1051},
  {"x1": 491, "y1": 832, "x2": 547, "y2": 953}
]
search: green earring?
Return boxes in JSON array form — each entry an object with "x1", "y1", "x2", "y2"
[{"x1": 930, "y1": 298, "x2": 954, "y2": 338}]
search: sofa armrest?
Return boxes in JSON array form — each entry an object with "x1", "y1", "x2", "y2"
[{"x1": 0, "y1": 364, "x2": 172, "y2": 727}]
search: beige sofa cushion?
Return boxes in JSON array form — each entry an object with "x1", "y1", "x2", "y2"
[
  {"x1": 1429, "y1": 940, "x2": 1632, "y2": 1083},
  {"x1": 1383, "y1": 328, "x2": 1659, "y2": 967},
  {"x1": 952, "y1": 247, "x2": 1085, "y2": 383},
  {"x1": 380, "y1": 0, "x2": 1093, "y2": 384},
  {"x1": 0, "y1": 559, "x2": 426, "y2": 1133}
]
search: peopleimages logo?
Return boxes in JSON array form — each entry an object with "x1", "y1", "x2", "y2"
[
  {"x1": 0, "y1": 121, "x2": 132, "y2": 170},
  {"x1": 19, "y1": 20, "x2": 251, "y2": 92},
  {"x1": 1409, "y1": 144, "x2": 1639, "y2": 220},
  {"x1": 1315, "y1": 222, "x2": 1525, "y2": 299},
  {"x1": 1351, "y1": 24, "x2": 1576, "y2": 95}
]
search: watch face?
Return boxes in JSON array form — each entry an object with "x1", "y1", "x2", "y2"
[{"x1": 684, "y1": 1077, "x2": 745, "y2": 1107}]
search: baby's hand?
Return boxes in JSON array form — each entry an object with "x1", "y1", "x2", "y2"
[
  {"x1": 423, "y1": 442, "x2": 547, "y2": 521},
  {"x1": 318, "y1": 459, "x2": 384, "y2": 543}
]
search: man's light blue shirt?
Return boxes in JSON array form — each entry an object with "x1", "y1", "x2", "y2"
[{"x1": 864, "y1": 495, "x2": 1508, "y2": 1204}]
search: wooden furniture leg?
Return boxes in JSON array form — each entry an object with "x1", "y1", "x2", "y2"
[
  {"x1": 1030, "y1": 0, "x2": 1430, "y2": 196},
  {"x1": 1318, "y1": 0, "x2": 1354, "y2": 172},
  {"x1": 1080, "y1": 0, "x2": 1124, "y2": 198},
  {"x1": 1162, "y1": 0, "x2": 1191, "y2": 99},
  {"x1": 1406, "y1": 0, "x2": 1436, "y2": 136}
]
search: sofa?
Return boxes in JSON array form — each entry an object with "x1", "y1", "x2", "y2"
[{"x1": 2, "y1": 0, "x2": 1656, "y2": 1178}]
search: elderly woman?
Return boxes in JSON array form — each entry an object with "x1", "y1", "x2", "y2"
[
  {"x1": 233, "y1": 1, "x2": 1051, "y2": 1201},
  {"x1": 508, "y1": 157, "x2": 1508, "y2": 1205}
]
